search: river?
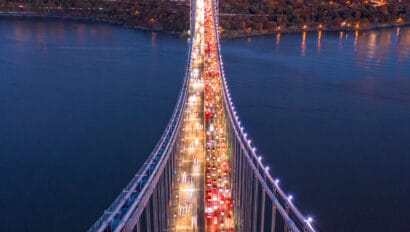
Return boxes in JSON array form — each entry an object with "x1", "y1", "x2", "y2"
[{"x1": 0, "y1": 17, "x2": 409, "y2": 231}]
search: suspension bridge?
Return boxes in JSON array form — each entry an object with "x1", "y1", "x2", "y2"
[{"x1": 88, "y1": 0, "x2": 316, "y2": 231}]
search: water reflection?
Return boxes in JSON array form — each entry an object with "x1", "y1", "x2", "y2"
[
  {"x1": 50, "y1": 22, "x2": 64, "y2": 40},
  {"x1": 317, "y1": 30, "x2": 322, "y2": 55},
  {"x1": 13, "y1": 20, "x2": 30, "y2": 42},
  {"x1": 301, "y1": 31, "x2": 306, "y2": 56},
  {"x1": 76, "y1": 23, "x2": 86, "y2": 41},
  {"x1": 354, "y1": 30, "x2": 359, "y2": 52},
  {"x1": 151, "y1": 32, "x2": 157, "y2": 48},
  {"x1": 276, "y1": 33, "x2": 281, "y2": 47},
  {"x1": 286, "y1": 27, "x2": 410, "y2": 73},
  {"x1": 349, "y1": 27, "x2": 410, "y2": 71},
  {"x1": 365, "y1": 32, "x2": 378, "y2": 61},
  {"x1": 397, "y1": 27, "x2": 410, "y2": 62},
  {"x1": 339, "y1": 31, "x2": 344, "y2": 50},
  {"x1": 34, "y1": 22, "x2": 46, "y2": 42},
  {"x1": 355, "y1": 31, "x2": 387, "y2": 71}
]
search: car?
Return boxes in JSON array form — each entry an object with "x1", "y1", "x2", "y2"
[{"x1": 213, "y1": 216, "x2": 218, "y2": 225}]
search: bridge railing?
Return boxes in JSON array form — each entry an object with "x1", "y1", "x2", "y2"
[
  {"x1": 88, "y1": 4, "x2": 196, "y2": 231},
  {"x1": 211, "y1": 0, "x2": 316, "y2": 231},
  {"x1": 88, "y1": 61, "x2": 188, "y2": 232}
]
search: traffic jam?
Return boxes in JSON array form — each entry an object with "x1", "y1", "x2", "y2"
[{"x1": 203, "y1": 0, "x2": 234, "y2": 230}]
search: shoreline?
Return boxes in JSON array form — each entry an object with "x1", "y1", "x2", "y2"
[
  {"x1": 221, "y1": 22, "x2": 410, "y2": 39},
  {"x1": 0, "y1": 11, "x2": 186, "y2": 37},
  {"x1": 1, "y1": 11, "x2": 408, "y2": 39}
]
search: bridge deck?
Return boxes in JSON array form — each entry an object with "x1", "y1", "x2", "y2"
[
  {"x1": 88, "y1": 0, "x2": 317, "y2": 230},
  {"x1": 169, "y1": 0, "x2": 206, "y2": 230},
  {"x1": 169, "y1": 0, "x2": 234, "y2": 230}
]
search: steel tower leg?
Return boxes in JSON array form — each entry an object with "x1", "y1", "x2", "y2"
[
  {"x1": 159, "y1": 176, "x2": 164, "y2": 231},
  {"x1": 165, "y1": 161, "x2": 170, "y2": 229},
  {"x1": 271, "y1": 204, "x2": 276, "y2": 232},
  {"x1": 238, "y1": 147, "x2": 243, "y2": 207},
  {"x1": 146, "y1": 199, "x2": 151, "y2": 232},
  {"x1": 153, "y1": 188, "x2": 158, "y2": 232},
  {"x1": 242, "y1": 153, "x2": 248, "y2": 231},
  {"x1": 252, "y1": 175, "x2": 259, "y2": 232},
  {"x1": 286, "y1": 205, "x2": 292, "y2": 231},
  {"x1": 135, "y1": 219, "x2": 141, "y2": 232},
  {"x1": 260, "y1": 190, "x2": 266, "y2": 232},
  {"x1": 246, "y1": 162, "x2": 252, "y2": 232},
  {"x1": 162, "y1": 175, "x2": 166, "y2": 231}
]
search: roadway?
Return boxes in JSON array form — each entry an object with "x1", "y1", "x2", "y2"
[
  {"x1": 170, "y1": 0, "x2": 234, "y2": 230},
  {"x1": 170, "y1": 0, "x2": 206, "y2": 230},
  {"x1": 203, "y1": 0, "x2": 234, "y2": 230}
]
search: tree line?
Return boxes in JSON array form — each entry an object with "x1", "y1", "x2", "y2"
[{"x1": 0, "y1": 0, "x2": 408, "y2": 37}]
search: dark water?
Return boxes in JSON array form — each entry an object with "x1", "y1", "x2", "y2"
[
  {"x1": 0, "y1": 18, "x2": 185, "y2": 231},
  {"x1": 1, "y1": 18, "x2": 409, "y2": 231}
]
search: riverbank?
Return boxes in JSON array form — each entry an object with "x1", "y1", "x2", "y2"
[
  {"x1": 221, "y1": 22, "x2": 410, "y2": 39},
  {"x1": 1, "y1": 11, "x2": 408, "y2": 39},
  {"x1": 0, "y1": 11, "x2": 186, "y2": 36},
  {"x1": 1, "y1": 0, "x2": 408, "y2": 39}
]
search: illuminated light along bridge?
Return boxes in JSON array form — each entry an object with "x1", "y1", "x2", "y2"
[{"x1": 88, "y1": 0, "x2": 316, "y2": 231}]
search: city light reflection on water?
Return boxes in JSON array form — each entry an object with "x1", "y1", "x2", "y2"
[
  {"x1": 291, "y1": 26, "x2": 410, "y2": 71},
  {"x1": 276, "y1": 33, "x2": 281, "y2": 47},
  {"x1": 301, "y1": 31, "x2": 306, "y2": 56},
  {"x1": 317, "y1": 30, "x2": 322, "y2": 55}
]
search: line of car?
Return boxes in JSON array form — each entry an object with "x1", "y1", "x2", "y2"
[{"x1": 203, "y1": 0, "x2": 234, "y2": 230}]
